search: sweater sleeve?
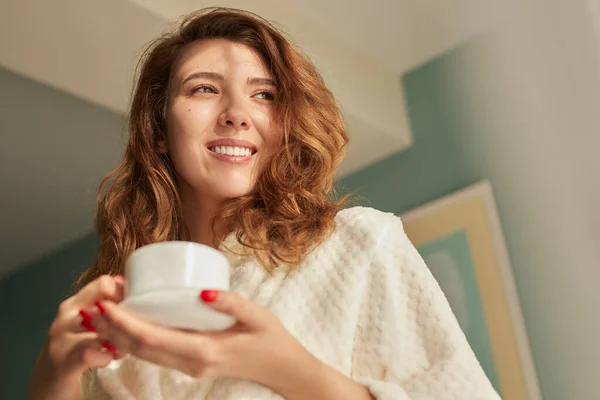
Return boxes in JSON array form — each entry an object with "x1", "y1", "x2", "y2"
[
  {"x1": 78, "y1": 369, "x2": 92, "y2": 399},
  {"x1": 78, "y1": 368, "x2": 112, "y2": 400},
  {"x1": 351, "y1": 213, "x2": 501, "y2": 400}
]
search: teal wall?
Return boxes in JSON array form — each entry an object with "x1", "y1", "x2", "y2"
[
  {"x1": 0, "y1": 233, "x2": 98, "y2": 399},
  {"x1": 338, "y1": 52, "x2": 483, "y2": 214}
]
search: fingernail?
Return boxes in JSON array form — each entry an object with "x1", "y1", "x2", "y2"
[
  {"x1": 200, "y1": 290, "x2": 219, "y2": 303},
  {"x1": 79, "y1": 310, "x2": 96, "y2": 331},
  {"x1": 80, "y1": 319, "x2": 96, "y2": 332},
  {"x1": 95, "y1": 301, "x2": 106, "y2": 315},
  {"x1": 79, "y1": 309, "x2": 93, "y2": 321},
  {"x1": 102, "y1": 341, "x2": 117, "y2": 354}
]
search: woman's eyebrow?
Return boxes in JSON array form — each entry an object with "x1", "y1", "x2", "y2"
[
  {"x1": 182, "y1": 71, "x2": 224, "y2": 85},
  {"x1": 247, "y1": 77, "x2": 276, "y2": 87},
  {"x1": 180, "y1": 72, "x2": 276, "y2": 87}
]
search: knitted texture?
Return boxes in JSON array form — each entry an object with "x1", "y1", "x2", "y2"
[{"x1": 80, "y1": 207, "x2": 500, "y2": 399}]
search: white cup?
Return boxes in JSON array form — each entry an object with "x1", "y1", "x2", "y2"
[
  {"x1": 122, "y1": 241, "x2": 236, "y2": 331},
  {"x1": 125, "y1": 241, "x2": 231, "y2": 296}
]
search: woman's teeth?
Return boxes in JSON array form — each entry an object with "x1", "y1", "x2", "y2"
[{"x1": 212, "y1": 146, "x2": 253, "y2": 156}]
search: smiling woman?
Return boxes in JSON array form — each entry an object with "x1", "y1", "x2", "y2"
[
  {"x1": 27, "y1": 7, "x2": 500, "y2": 400},
  {"x1": 80, "y1": 8, "x2": 349, "y2": 274}
]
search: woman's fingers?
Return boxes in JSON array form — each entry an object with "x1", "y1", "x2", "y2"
[
  {"x1": 95, "y1": 313, "x2": 206, "y2": 376},
  {"x1": 32, "y1": 274, "x2": 127, "y2": 398},
  {"x1": 93, "y1": 301, "x2": 215, "y2": 377},
  {"x1": 48, "y1": 276, "x2": 127, "y2": 372},
  {"x1": 80, "y1": 347, "x2": 114, "y2": 369},
  {"x1": 68, "y1": 336, "x2": 114, "y2": 373},
  {"x1": 199, "y1": 290, "x2": 265, "y2": 330},
  {"x1": 51, "y1": 275, "x2": 125, "y2": 339},
  {"x1": 66, "y1": 308, "x2": 102, "y2": 333},
  {"x1": 73, "y1": 275, "x2": 126, "y2": 309},
  {"x1": 46, "y1": 332, "x2": 103, "y2": 374}
]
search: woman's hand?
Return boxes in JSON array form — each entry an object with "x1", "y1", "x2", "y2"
[
  {"x1": 28, "y1": 275, "x2": 126, "y2": 400},
  {"x1": 91, "y1": 288, "x2": 321, "y2": 394}
]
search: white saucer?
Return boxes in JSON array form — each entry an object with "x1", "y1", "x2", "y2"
[{"x1": 121, "y1": 289, "x2": 236, "y2": 331}]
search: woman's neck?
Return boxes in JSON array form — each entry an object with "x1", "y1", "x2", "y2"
[{"x1": 180, "y1": 185, "x2": 225, "y2": 248}]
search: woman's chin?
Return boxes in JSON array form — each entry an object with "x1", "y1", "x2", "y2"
[{"x1": 210, "y1": 184, "x2": 255, "y2": 201}]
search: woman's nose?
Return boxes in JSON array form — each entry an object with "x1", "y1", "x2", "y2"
[{"x1": 217, "y1": 105, "x2": 251, "y2": 130}]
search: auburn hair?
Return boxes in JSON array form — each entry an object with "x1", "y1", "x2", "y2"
[{"x1": 77, "y1": 7, "x2": 349, "y2": 286}]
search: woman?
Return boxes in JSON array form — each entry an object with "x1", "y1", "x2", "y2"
[{"x1": 28, "y1": 8, "x2": 501, "y2": 400}]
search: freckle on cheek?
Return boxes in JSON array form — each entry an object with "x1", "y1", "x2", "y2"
[{"x1": 188, "y1": 109, "x2": 191, "y2": 112}]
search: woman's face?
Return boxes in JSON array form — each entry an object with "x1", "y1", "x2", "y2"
[{"x1": 163, "y1": 39, "x2": 282, "y2": 201}]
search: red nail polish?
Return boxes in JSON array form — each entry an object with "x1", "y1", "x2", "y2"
[
  {"x1": 102, "y1": 341, "x2": 117, "y2": 354},
  {"x1": 79, "y1": 309, "x2": 93, "y2": 321},
  {"x1": 95, "y1": 301, "x2": 106, "y2": 315},
  {"x1": 80, "y1": 319, "x2": 96, "y2": 332},
  {"x1": 200, "y1": 290, "x2": 219, "y2": 303}
]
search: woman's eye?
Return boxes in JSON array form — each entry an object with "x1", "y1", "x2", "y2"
[
  {"x1": 192, "y1": 85, "x2": 217, "y2": 94},
  {"x1": 254, "y1": 91, "x2": 275, "y2": 101}
]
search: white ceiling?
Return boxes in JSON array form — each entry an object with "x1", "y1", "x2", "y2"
[
  {"x1": 0, "y1": 0, "x2": 505, "y2": 278},
  {"x1": 275, "y1": 0, "x2": 510, "y2": 73}
]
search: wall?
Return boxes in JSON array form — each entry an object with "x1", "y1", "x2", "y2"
[
  {"x1": 0, "y1": 233, "x2": 98, "y2": 399},
  {"x1": 0, "y1": 66, "x2": 121, "y2": 398},
  {"x1": 0, "y1": 67, "x2": 125, "y2": 278},
  {"x1": 339, "y1": 1, "x2": 600, "y2": 398}
]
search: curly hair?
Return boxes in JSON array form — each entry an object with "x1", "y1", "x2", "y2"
[{"x1": 77, "y1": 7, "x2": 349, "y2": 286}]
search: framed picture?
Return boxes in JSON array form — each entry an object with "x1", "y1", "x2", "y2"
[{"x1": 399, "y1": 181, "x2": 541, "y2": 400}]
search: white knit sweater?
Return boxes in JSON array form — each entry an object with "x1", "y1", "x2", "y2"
[{"x1": 81, "y1": 207, "x2": 501, "y2": 399}]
